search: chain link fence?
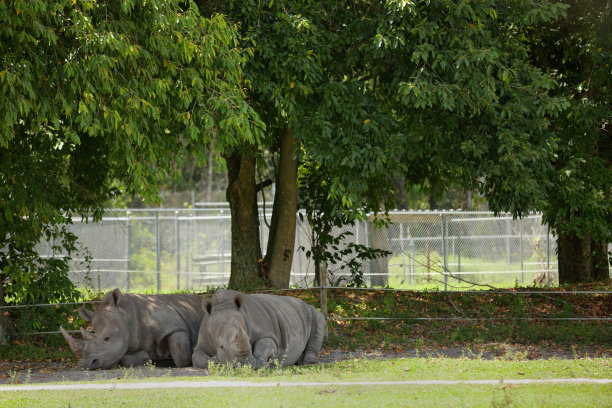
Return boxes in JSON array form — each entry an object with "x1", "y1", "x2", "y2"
[{"x1": 33, "y1": 209, "x2": 569, "y2": 293}]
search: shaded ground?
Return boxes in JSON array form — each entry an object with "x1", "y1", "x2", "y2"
[
  {"x1": 1, "y1": 343, "x2": 609, "y2": 385},
  {"x1": 2, "y1": 287, "x2": 609, "y2": 384}
]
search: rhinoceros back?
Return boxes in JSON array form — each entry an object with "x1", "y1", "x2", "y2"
[
  {"x1": 123, "y1": 293, "x2": 204, "y2": 353},
  {"x1": 240, "y1": 293, "x2": 324, "y2": 365}
]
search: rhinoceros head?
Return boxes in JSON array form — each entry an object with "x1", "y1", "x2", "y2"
[
  {"x1": 60, "y1": 288, "x2": 131, "y2": 370},
  {"x1": 205, "y1": 293, "x2": 255, "y2": 366}
]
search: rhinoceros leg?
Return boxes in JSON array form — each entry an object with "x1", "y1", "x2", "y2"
[
  {"x1": 302, "y1": 308, "x2": 326, "y2": 365},
  {"x1": 192, "y1": 349, "x2": 210, "y2": 369},
  {"x1": 252, "y1": 337, "x2": 277, "y2": 368},
  {"x1": 167, "y1": 331, "x2": 192, "y2": 368},
  {"x1": 120, "y1": 350, "x2": 150, "y2": 367}
]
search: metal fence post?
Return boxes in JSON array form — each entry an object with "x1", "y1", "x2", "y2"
[
  {"x1": 185, "y1": 210, "x2": 191, "y2": 289},
  {"x1": 156, "y1": 210, "x2": 161, "y2": 294},
  {"x1": 126, "y1": 211, "x2": 131, "y2": 293},
  {"x1": 546, "y1": 225, "x2": 551, "y2": 286},
  {"x1": 506, "y1": 218, "x2": 511, "y2": 282},
  {"x1": 365, "y1": 219, "x2": 371, "y2": 287},
  {"x1": 409, "y1": 238, "x2": 415, "y2": 285},
  {"x1": 519, "y1": 218, "x2": 524, "y2": 284},
  {"x1": 319, "y1": 262, "x2": 329, "y2": 337},
  {"x1": 175, "y1": 210, "x2": 180, "y2": 291},
  {"x1": 441, "y1": 213, "x2": 447, "y2": 291},
  {"x1": 400, "y1": 223, "x2": 406, "y2": 283},
  {"x1": 452, "y1": 236, "x2": 456, "y2": 275},
  {"x1": 219, "y1": 210, "x2": 225, "y2": 286},
  {"x1": 319, "y1": 262, "x2": 328, "y2": 319},
  {"x1": 295, "y1": 214, "x2": 303, "y2": 286}
]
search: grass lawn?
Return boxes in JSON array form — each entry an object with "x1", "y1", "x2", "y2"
[
  {"x1": 1, "y1": 357, "x2": 610, "y2": 407},
  {"x1": 387, "y1": 252, "x2": 559, "y2": 290},
  {"x1": 3, "y1": 383, "x2": 611, "y2": 408}
]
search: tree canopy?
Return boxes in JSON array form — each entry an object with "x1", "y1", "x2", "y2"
[
  {"x1": 193, "y1": 0, "x2": 574, "y2": 289},
  {"x1": 1, "y1": 0, "x2": 608, "y2": 321},
  {"x1": 0, "y1": 0, "x2": 262, "y2": 332},
  {"x1": 529, "y1": 0, "x2": 612, "y2": 282}
]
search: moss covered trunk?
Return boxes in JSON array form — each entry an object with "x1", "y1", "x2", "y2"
[
  {"x1": 225, "y1": 151, "x2": 263, "y2": 289},
  {"x1": 263, "y1": 128, "x2": 298, "y2": 288}
]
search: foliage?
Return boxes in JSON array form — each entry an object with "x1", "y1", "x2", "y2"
[
  {"x1": 298, "y1": 160, "x2": 390, "y2": 287},
  {"x1": 312, "y1": 288, "x2": 612, "y2": 350},
  {"x1": 370, "y1": 0, "x2": 570, "y2": 216},
  {"x1": 530, "y1": 1, "x2": 612, "y2": 249},
  {"x1": 0, "y1": 0, "x2": 262, "y2": 330}
]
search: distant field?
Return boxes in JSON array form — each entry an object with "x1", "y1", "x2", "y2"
[{"x1": 387, "y1": 252, "x2": 558, "y2": 289}]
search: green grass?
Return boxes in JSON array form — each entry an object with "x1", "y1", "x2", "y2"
[
  {"x1": 239, "y1": 357, "x2": 610, "y2": 381},
  {"x1": 194, "y1": 357, "x2": 612, "y2": 382},
  {"x1": 2, "y1": 384, "x2": 611, "y2": 408},
  {"x1": 1, "y1": 358, "x2": 611, "y2": 407},
  {"x1": 387, "y1": 252, "x2": 560, "y2": 289},
  {"x1": 0, "y1": 341, "x2": 74, "y2": 362}
]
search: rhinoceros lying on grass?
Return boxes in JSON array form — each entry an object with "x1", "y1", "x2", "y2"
[
  {"x1": 60, "y1": 288, "x2": 204, "y2": 370},
  {"x1": 192, "y1": 289, "x2": 326, "y2": 368}
]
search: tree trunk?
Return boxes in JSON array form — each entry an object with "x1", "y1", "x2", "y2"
[
  {"x1": 369, "y1": 220, "x2": 389, "y2": 287},
  {"x1": 392, "y1": 174, "x2": 408, "y2": 210},
  {"x1": 0, "y1": 269, "x2": 10, "y2": 345},
  {"x1": 263, "y1": 128, "x2": 298, "y2": 288},
  {"x1": 557, "y1": 229, "x2": 610, "y2": 284},
  {"x1": 592, "y1": 240, "x2": 610, "y2": 281},
  {"x1": 225, "y1": 151, "x2": 263, "y2": 290},
  {"x1": 206, "y1": 137, "x2": 216, "y2": 202}
]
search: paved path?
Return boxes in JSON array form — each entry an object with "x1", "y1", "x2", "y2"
[{"x1": 1, "y1": 378, "x2": 610, "y2": 392}]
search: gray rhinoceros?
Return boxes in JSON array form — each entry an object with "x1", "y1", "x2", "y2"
[
  {"x1": 60, "y1": 288, "x2": 205, "y2": 370},
  {"x1": 192, "y1": 289, "x2": 326, "y2": 369}
]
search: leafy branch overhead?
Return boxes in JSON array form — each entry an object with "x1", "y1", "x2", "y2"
[
  {"x1": 1, "y1": 0, "x2": 264, "y2": 200},
  {"x1": 0, "y1": 0, "x2": 263, "y2": 333}
]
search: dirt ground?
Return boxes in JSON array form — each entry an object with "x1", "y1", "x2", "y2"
[{"x1": 1, "y1": 343, "x2": 609, "y2": 385}]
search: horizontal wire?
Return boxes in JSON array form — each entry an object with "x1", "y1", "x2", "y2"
[
  {"x1": 329, "y1": 316, "x2": 612, "y2": 321},
  {"x1": 2, "y1": 287, "x2": 609, "y2": 310},
  {"x1": 13, "y1": 316, "x2": 611, "y2": 337}
]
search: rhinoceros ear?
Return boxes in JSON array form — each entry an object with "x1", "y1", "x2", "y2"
[
  {"x1": 78, "y1": 307, "x2": 95, "y2": 322},
  {"x1": 101, "y1": 288, "x2": 123, "y2": 308},
  {"x1": 80, "y1": 327, "x2": 95, "y2": 340},
  {"x1": 202, "y1": 298, "x2": 212, "y2": 315},
  {"x1": 111, "y1": 288, "x2": 123, "y2": 306},
  {"x1": 233, "y1": 294, "x2": 244, "y2": 310}
]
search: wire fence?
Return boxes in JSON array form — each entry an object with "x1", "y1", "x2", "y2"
[
  {"x1": 34, "y1": 209, "x2": 576, "y2": 293},
  {"x1": 4, "y1": 286, "x2": 611, "y2": 337},
  {"x1": 3, "y1": 209, "x2": 610, "y2": 337}
]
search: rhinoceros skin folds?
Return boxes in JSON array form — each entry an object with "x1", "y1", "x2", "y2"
[
  {"x1": 61, "y1": 288, "x2": 206, "y2": 370},
  {"x1": 192, "y1": 289, "x2": 326, "y2": 369}
]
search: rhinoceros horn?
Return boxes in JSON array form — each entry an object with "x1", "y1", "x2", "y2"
[
  {"x1": 236, "y1": 327, "x2": 251, "y2": 357},
  {"x1": 59, "y1": 326, "x2": 85, "y2": 355}
]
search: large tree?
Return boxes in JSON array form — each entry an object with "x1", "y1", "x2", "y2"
[
  {"x1": 529, "y1": 0, "x2": 612, "y2": 283},
  {"x1": 0, "y1": 0, "x2": 262, "y2": 336},
  {"x1": 195, "y1": 1, "x2": 399, "y2": 289},
  {"x1": 200, "y1": 0, "x2": 570, "y2": 290}
]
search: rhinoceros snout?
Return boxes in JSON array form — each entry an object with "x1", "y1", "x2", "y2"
[{"x1": 77, "y1": 357, "x2": 103, "y2": 370}]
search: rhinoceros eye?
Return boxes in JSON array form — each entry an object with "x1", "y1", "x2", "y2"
[{"x1": 104, "y1": 336, "x2": 110, "y2": 341}]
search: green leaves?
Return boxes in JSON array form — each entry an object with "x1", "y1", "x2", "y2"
[
  {"x1": 0, "y1": 0, "x2": 265, "y2": 311},
  {"x1": 365, "y1": 0, "x2": 574, "y2": 216}
]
